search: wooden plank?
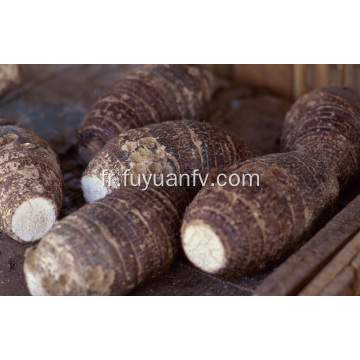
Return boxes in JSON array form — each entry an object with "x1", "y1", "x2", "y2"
[
  {"x1": 329, "y1": 64, "x2": 345, "y2": 86},
  {"x1": 319, "y1": 266, "x2": 355, "y2": 296},
  {"x1": 233, "y1": 64, "x2": 293, "y2": 99},
  {"x1": 0, "y1": 65, "x2": 21, "y2": 98},
  {"x1": 292, "y1": 64, "x2": 360, "y2": 99},
  {"x1": 293, "y1": 64, "x2": 332, "y2": 99},
  {"x1": 344, "y1": 64, "x2": 356, "y2": 90},
  {"x1": 348, "y1": 65, "x2": 360, "y2": 95},
  {"x1": 300, "y1": 232, "x2": 360, "y2": 295},
  {"x1": 350, "y1": 251, "x2": 360, "y2": 294},
  {"x1": 255, "y1": 195, "x2": 360, "y2": 296}
]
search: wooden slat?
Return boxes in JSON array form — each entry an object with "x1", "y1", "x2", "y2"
[
  {"x1": 292, "y1": 64, "x2": 360, "y2": 99},
  {"x1": 233, "y1": 64, "x2": 293, "y2": 99},
  {"x1": 207, "y1": 65, "x2": 360, "y2": 100},
  {"x1": 255, "y1": 195, "x2": 360, "y2": 296},
  {"x1": 293, "y1": 64, "x2": 331, "y2": 98},
  {"x1": 344, "y1": 64, "x2": 356, "y2": 90},
  {"x1": 320, "y1": 266, "x2": 355, "y2": 296},
  {"x1": 329, "y1": 64, "x2": 345, "y2": 86},
  {"x1": 300, "y1": 232, "x2": 360, "y2": 295},
  {"x1": 348, "y1": 65, "x2": 360, "y2": 94},
  {"x1": 0, "y1": 65, "x2": 21, "y2": 98}
]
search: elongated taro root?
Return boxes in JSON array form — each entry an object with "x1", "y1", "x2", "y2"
[
  {"x1": 24, "y1": 186, "x2": 192, "y2": 295},
  {"x1": 281, "y1": 85, "x2": 360, "y2": 188},
  {"x1": 181, "y1": 152, "x2": 339, "y2": 276},
  {"x1": 78, "y1": 64, "x2": 220, "y2": 163},
  {"x1": 0, "y1": 118, "x2": 64, "y2": 242},
  {"x1": 81, "y1": 120, "x2": 253, "y2": 203}
]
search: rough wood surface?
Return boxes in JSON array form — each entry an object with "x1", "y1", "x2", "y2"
[
  {"x1": 255, "y1": 194, "x2": 360, "y2": 295},
  {"x1": 233, "y1": 65, "x2": 293, "y2": 99},
  {"x1": 204, "y1": 65, "x2": 360, "y2": 100},
  {"x1": 300, "y1": 230, "x2": 360, "y2": 295},
  {"x1": 292, "y1": 65, "x2": 360, "y2": 99},
  {"x1": 0, "y1": 65, "x2": 21, "y2": 98}
]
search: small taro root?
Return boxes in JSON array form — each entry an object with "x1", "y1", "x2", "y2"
[
  {"x1": 0, "y1": 118, "x2": 64, "y2": 242},
  {"x1": 281, "y1": 85, "x2": 360, "y2": 188},
  {"x1": 78, "y1": 64, "x2": 220, "y2": 163},
  {"x1": 181, "y1": 152, "x2": 339, "y2": 276},
  {"x1": 24, "y1": 186, "x2": 192, "y2": 296},
  {"x1": 81, "y1": 120, "x2": 253, "y2": 203}
]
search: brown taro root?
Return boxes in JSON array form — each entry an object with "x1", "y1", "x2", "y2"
[
  {"x1": 24, "y1": 186, "x2": 192, "y2": 295},
  {"x1": 81, "y1": 120, "x2": 253, "y2": 203},
  {"x1": 77, "y1": 64, "x2": 220, "y2": 163},
  {"x1": 281, "y1": 85, "x2": 360, "y2": 188},
  {"x1": 181, "y1": 152, "x2": 339, "y2": 276},
  {"x1": 0, "y1": 118, "x2": 64, "y2": 242}
]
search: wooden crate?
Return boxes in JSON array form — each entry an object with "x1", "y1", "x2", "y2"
[
  {"x1": 201, "y1": 64, "x2": 360, "y2": 100},
  {"x1": 255, "y1": 194, "x2": 360, "y2": 296}
]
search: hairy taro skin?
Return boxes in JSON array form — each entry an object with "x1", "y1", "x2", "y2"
[
  {"x1": 281, "y1": 85, "x2": 360, "y2": 188},
  {"x1": 77, "y1": 64, "x2": 219, "y2": 163},
  {"x1": 81, "y1": 120, "x2": 253, "y2": 202},
  {"x1": 181, "y1": 152, "x2": 339, "y2": 276},
  {"x1": 24, "y1": 186, "x2": 192, "y2": 296},
  {"x1": 0, "y1": 122, "x2": 64, "y2": 242}
]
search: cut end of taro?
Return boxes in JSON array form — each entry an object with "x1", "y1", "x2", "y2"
[
  {"x1": 81, "y1": 175, "x2": 108, "y2": 203},
  {"x1": 182, "y1": 221, "x2": 226, "y2": 274},
  {"x1": 12, "y1": 197, "x2": 57, "y2": 242}
]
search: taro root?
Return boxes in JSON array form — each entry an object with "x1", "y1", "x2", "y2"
[
  {"x1": 81, "y1": 120, "x2": 253, "y2": 203},
  {"x1": 0, "y1": 117, "x2": 64, "y2": 242},
  {"x1": 281, "y1": 85, "x2": 360, "y2": 188},
  {"x1": 77, "y1": 64, "x2": 220, "y2": 163},
  {"x1": 181, "y1": 152, "x2": 339, "y2": 276},
  {"x1": 24, "y1": 186, "x2": 192, "y2": 296}
]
